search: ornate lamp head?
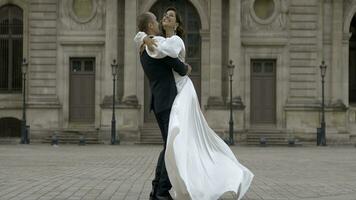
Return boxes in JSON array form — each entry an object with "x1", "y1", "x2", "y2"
[
  {"x1": 227, "y1": 60, "x2": 235, "y2": 76},
  {"x1": 22, "y1": 58, "x2": 28, "y2": 74},
  {"x1": 111, "y1": 59, "x2": 118, "y2": 76},
  {"x1": 320, "y1": 61, "x2": 327, "y2": 77}
]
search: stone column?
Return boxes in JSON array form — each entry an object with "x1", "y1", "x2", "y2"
[
  {"x1": 228, "y1": 0, "x2": 242, "y2": 100},
  {"x1": 207, "y1": 0, "x2": 223, "y2": 106},
  {"x1": 122, "y1": 0, "x2": 138, "y2": 105},
  {"x1": 331, "y1": 0, "x2": 343, "y2": 104},
  {"x1": 343, "y1": 32, "x2": 352, "y2": 107},
  {"x1": 103, "y1": 0, "x2": 118, "y2": 102},
  {"x1": 201, "y1": 30, "x2": 210, "y2": 108}
]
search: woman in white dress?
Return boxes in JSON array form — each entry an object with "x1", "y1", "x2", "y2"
[{"x1": 135, "y1": 8, "x2": 254, "y2": 200}]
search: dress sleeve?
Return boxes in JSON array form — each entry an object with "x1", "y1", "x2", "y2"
[
  {"x1": 133, "y1": 31, "x2": 147, "y2": 48},
  {"x1": 158, "y1": 36, "x2": 184, "y2": 58},
  {"x1": 134, "y1": 32, "x2": 185, "y2": 59}
]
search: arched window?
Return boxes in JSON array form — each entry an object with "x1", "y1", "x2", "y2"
[{"x1": 0, "y1": 5, "x2": 23, "y2": 93}]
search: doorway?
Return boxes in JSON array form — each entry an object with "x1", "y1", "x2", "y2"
[
  {"x1": 250, "y1": 59, "x2": 276, "y2": 125},
  {"x1": 69, "y1": 58, "x2": 95, "y2": 123}
]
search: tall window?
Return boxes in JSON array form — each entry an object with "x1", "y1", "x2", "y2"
[{"x1": 0, "y1": 5, "x2": 23, "y2": 93}]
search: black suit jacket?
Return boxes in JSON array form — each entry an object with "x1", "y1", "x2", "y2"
[{"x1": 140, "y1": 50, "x2": 188, "y2": 113}]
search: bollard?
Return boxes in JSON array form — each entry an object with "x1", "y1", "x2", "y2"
[
  {"x1": 260, "y1": 137, "x2": 267, "y2": 147},
  {"x1": 51, "y1": 132, "x2": 58, "y2": 146},
  {"x1": 288, "y1": 138, "x2": 295, "y2": 146},
  {"x1": 316, "y1": 128, "x2": 321, "y2": 146},
  {"x1": 79, "y1": 136, "x2": 86, "y2": 146},
  {"x1": 25, "y1": 125, "x2": 30, "y2": 144}
]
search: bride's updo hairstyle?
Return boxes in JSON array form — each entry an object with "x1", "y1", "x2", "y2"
[{"x1": 161, "y1": 7, "x2": 185, "y2": 38}]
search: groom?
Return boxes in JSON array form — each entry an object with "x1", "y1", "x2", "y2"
[{"x1": 137, "y1": 12, "x2": 191, "y2": 200}]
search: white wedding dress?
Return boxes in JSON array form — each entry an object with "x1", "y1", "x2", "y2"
[{"x1": 135, "y1": 32, "x2": 253, "y2": 200}]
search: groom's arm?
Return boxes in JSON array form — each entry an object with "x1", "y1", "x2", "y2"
[
  {"x1": 162, "y1": 56, "x2": 191, "y2": 76},
  {"x1": 134, "y1": 32, "x2": 157, "y2": 52}
]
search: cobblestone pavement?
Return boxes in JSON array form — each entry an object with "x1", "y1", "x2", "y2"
[{"x1": 0, "y1": 144, "x2": 356, "y2": 200}]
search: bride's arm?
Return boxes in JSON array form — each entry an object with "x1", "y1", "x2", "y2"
[
  {"x1": 159, "y1": 35, "x2": 185, "y2": 58},
  {"x1": 133, "y1": 31, "x2": 147, "y2": 47},
  {"x1": 134, "y1": 32, "x2": 157, "y2": 51},
  {"x1": 134, "y1": 32, "x2": 184, "y2": 59}
]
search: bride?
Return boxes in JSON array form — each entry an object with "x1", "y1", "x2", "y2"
[{"x1": 135, "y1": 7, "x2": 253, "y2": 200}]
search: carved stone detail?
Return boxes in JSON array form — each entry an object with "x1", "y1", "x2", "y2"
[
  {"x1": 60, "y1": 0, "x2": 106, "y2": 31},
  {"x1": 242, "y1": 0, "x2": 289, "y2": 31},
  {"x1": 344, "y1": 0, "x2": 354, "y2": 10},
  {"x1": 344, "y1": 0, "x2": 356, "y2": 21},
  {"x1": 343, "y1": 0, "x2": 356, "y2": 34}
]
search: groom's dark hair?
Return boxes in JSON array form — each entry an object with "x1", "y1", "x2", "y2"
[{"x1": 137, "y1": 12, "x2": 154, "y2": 33}]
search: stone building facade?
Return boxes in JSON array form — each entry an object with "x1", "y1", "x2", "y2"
[{"x1": 0, "y1": 0, "x2": 355, "y2": 144}]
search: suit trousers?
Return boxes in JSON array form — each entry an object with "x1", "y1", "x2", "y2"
[{"x1": 152, "y1": 108, "x2": 172, "y2": 197}]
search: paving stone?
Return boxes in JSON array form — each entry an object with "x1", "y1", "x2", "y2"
[{"x1": 0, "y1": 144, "x2": 356, "y2": 200}]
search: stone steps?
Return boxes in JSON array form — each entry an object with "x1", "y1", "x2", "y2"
[
  {"x1": 0, "y1": 137, "x2": 20, "y2": 144},
  {"x1": 138, "y1": 124, "x2": 163, "y2": 144},
  {"x1": 43, "y1": 129, "x2": 100, "y2": 144},
  {"x1": 350, "y1": 134, "x2": 356, "y2": 146},
  {"x1": 246, "y1": 129, "x2": 293, "y2": 146}
]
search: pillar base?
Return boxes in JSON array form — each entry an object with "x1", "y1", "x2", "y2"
[
  {"x1": 122, "y1": 95, "x2": 139, "y2": 106},
  {"x1": 206, "y1": 96, "x2": 245, "y2": 110},
  {"x1": 207, "y1": 96, "x2": 224, "y2": 107},
  {"x1": 227, "y1": 96, "x2": 245, "y2": 108}
]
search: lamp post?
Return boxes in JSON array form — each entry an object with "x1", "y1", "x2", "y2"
[
  {"x1": 20, "y1": 58, "x2": 29, "y2": 144},
  {"x1": 227, "y1": 60, "x2": 235, "y2": 145},
  {"x1": 111, "y1": 59, "x2": 119, "y2": 145},
  {"x1": 319, "y1": 61, "x2": 327, "y2": 146}
]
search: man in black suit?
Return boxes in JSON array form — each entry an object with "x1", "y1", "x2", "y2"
[{"x1": 137, "y1": 12, "x2": 191, "y2": 200}]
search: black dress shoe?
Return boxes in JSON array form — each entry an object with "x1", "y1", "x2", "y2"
[
  {"x1": 156, "y1": 195, "x2": 173, "y2": 200},
  {"x1": 150, "y1": 181, "x2": 159, "y2": 200},
  {"x1": 149, "y1": 190, "x2": 157, "y2": 200},
  {"x1": 149, "y1": 194, "x2": 155, "y2": 200}
]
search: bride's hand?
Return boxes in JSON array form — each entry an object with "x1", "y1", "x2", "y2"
[{"x1": 143, "y1": 35, "x2": 157, "y2": 52}]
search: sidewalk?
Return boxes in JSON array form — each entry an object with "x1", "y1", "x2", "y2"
[{"x1": 0, "y1": 144, "x2": 355, "y2": 200}]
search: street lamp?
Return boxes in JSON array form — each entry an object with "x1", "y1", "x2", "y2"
[
  {"x1": 20, "y1": 58, "x2": 29, "y2": 144},
  {"x1": 227, "y1": 60, "x2": 235, "y2": 145},
  {"x1": 318, "y1": 61, "x2": 327, "y2": 146},
  {"x1": 111, "y1": 59, "x2": 119, "y2": 145}
]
